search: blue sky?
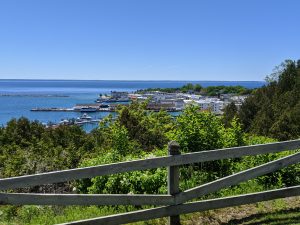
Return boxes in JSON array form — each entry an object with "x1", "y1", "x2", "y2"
[{"x1": 0, "y1": 0, "x2": 299, "y2": 81}]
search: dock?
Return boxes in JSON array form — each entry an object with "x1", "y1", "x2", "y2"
[
  {"x1": 30, "y1": 107, "x2": 117, "y2": 112},
  {"x1": 31, "y1": 102, "x2": 181, "y2": 113},
  {"x1": 30, "y1": 107, "x2": 179, "y2": 112},
  {"x1": 30, "y1": 108, "x2": 74, "y2": 112}
]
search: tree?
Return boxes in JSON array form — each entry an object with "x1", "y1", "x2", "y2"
[
  {"x1": 194, "y1": 84, "x2": 202, "y2": 92},
  {"x1": 222, "y1": 102, "x2": 238, "y2": 127},
  {"x1": 169, "y1": 105, "x2": 244, "y2": 179},
  {"x1": 181, "y1": 83, "x2": 194, "y2": 93},
  {"x1": 115, "y1": 102, "x2": 174, "y2": 151}
]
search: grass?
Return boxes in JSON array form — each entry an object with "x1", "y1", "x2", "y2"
[
  {"x1": 0, "y1": 179, "x2": 299, "y2": 224},
  {"x1": 0, "y1": 205, "x2": 128, "y2": 225},
  {"x1": 1, "y1": 197, "x2": 300, "y2": 225}
]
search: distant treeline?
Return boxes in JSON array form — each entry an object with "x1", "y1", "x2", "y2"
[{"x1": 136, "y1": 83, "x2": 253, "y2": 96}]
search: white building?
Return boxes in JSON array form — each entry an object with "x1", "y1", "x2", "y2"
[
  {"x1": 174, "y1": 99, "x2": 185, "y2": 110},
  {"x1": 184, "y1": 98, "x2": 226, "y2": 114},
  {"x1": 197, "y1": 99, "x2": 212, "y2": 110},
  {"x1": 211, "y1": 100, "x2": 225, "y2": 114}
]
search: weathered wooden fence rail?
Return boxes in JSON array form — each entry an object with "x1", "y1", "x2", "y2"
[
  {"x1": 0, "y1": 139, "x2": 300, "y2": 225},
  {"x1": 60, "y1": 185, "x2": 300, "y2": 225}
]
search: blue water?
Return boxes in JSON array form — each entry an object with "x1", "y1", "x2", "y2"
[{"x1": 0, "y1": 80, "x2": 265, "y2": 132}]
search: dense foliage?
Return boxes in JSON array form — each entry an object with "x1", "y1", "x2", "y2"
[
  {"x1": 76, "y1": 104, "x2": 245, "y2": 195},
  {"x1": 204, "y1": 85, "x2": 252, "y2": 96},
  {"x1": 136, "y1": 83, "x2": 252, "y2": 96},
  {"x1": 222, "y1": 102, "x2": 238, "y2": 128},
  {"x1": 1, "y1": 104, "x2": 297, "y2": 195},
  {"x1": 0, "y1": 118, "x2": 94, "y2": 180},
  {"x1": 238, "y1": 59, "x2": 300, "y2": 140}
]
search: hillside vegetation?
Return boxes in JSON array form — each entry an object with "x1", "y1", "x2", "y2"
[
  {"x1": 1, "y1": 60, "x2": 300, "y2": 224},
  {"x1": 238, "y1": 59, "x2": 300, "y2": 140}
]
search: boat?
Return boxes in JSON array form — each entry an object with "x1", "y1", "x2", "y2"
[
  {"x1": 80, "y1": 107, "x2": 97, "y2": 112},
  {"x1": 99, "y1": 104, "x2": 110, "y2": 108},
  {"x1": 96, "y1": 92, "x2": 130, "y2": 103},
  {"x1": 95, "y1": 94, "x2": 110, "y2": 103},
  {"x1": 75, "y1": 114, "x2": 101, "y2": 125},
  {"x1": 79, "y1": 113, "x2": 92, "y2": 120},
  {"x1": 59, "y1": 119, "x2": 72, "y2": 125}
]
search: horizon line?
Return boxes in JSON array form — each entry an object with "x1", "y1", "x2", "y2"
[{"x1": 0, "y1": 79, "x2": 266, "y2": 82}]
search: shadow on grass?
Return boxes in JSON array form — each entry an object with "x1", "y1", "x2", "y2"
[{"x1": 221, "y1": 207, "x2": 300, "y2": 225}]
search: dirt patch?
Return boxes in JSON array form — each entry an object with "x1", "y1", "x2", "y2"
[{"x1": 182, "y1": 196, "x2": 300, "y2": 225}]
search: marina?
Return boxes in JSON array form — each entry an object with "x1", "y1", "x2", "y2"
[
  {"x1": 31, "y1": 90, "x2": 248, "y2": 120},
  {"x1": 31, "y1": 106, "x2": 117, "y2": 112},
  {"x1": 0, "y1": 80, "x2": 264, "y2": 132},
  {"x1": 50, "y1": 113, "x2": 103, "y2": 129}
]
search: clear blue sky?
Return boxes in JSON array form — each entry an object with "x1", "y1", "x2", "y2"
[{"x1": 0, "y1": 0, "x2": 299, "y2": 81}]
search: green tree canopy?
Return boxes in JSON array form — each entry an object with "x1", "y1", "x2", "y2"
[{"x1": 239, "y1": 59, "x2": 300, "y2": 140}]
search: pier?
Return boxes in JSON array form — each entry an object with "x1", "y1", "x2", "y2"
[
  {"x1": 30, "y1": 106, "x2": 117, "y2": 112},
  {"x1": 31, "y1": 104, "x2": 181, "y2": 112},
  {"x1": 31, "y1": 107, "x2": 74, "y2": 112}
]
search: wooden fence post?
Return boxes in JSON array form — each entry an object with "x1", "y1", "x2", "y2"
[{"x1": 168, "y1": 141, "x2": 181, "y2": 225}]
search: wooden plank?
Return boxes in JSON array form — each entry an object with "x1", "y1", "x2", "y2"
[
  {"x1": 176, "y1": 151, "x2": 300, "y2": 203},
  {"x1": 167, "y1": 141, "x2": 181, "y2": 225},
  {"x1": 57, "y1": 185, "x2": 300, "y2": 225},
  {"x1": 1, "y1": 139, "x2": 299, "y2": 190},
  {"x1": 0, "y1": 193, "x2": 174, "y2": 206}
]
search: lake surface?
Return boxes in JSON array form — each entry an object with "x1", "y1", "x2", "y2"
[{"x1": 0, "y1": 80, "x2": 265, "y2": 132}]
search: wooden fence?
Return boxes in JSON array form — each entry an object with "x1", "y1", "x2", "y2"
[{"x1": 1, "y1": 139, "x2": 300, "y2": 225}]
